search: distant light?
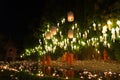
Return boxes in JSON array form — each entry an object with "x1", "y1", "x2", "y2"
[{"x1": 93, "y1": 23, "x2": 96, "y2": 27}]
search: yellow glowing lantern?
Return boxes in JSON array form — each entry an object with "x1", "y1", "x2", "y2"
[
  {"x1": 50, "y1": 26, "x2": 57, "y2": 35},
  {"x1": 45, "y1": 32, "x2": 51, "y2": 39},
  {"x1": 68, "y1": 30, "x2": 74, "y2": 38},
  {"x1": 67, "y1": 11, "x2": 74, "y2": 22}
]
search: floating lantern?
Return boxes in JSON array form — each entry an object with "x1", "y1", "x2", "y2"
[
  {"x1": 68, "y1": 29, "x2": 74, "y2": 38},
  {"x1": 67, "y1": 11, "x2": 74, "y2": 22},
  {"x1": 45, "y1": 32, "x2": 51, "y2": 39},
  {"x1": 50, "y1": 26, "x2": 57, "y2": 35}
]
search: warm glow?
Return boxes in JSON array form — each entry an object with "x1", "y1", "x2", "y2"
[
  {"x1": 45, "y1": 32, "x2": 51, "y2": 39},
  {"x1": 68, "y1": 29, "x2": 74, "y2": 38},
  {"x1": 50, "y1": 26, "x2": 57, "y2": 35},
  {"x1": 67, "y1": 11, "x2": 74, "y2": 22},
  {"x1": 21, "y1": 11, "x2": 120, "y2": 61}
]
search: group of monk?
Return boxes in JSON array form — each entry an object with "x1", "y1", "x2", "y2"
[
  {"x1": 62, "y1": 52, "x2": 75, "y2": 66},
  {"x1": 42, "y1": 48, "x2": 109, "y2": 67},
  {"x1": 41, "y1": 49, "x2": 109, "y2": 77},
  {"x1": 42, "y1": 54, "x2": 51, "y2": 66}
]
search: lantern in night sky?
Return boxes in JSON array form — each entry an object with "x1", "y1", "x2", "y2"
[
  {"x1": 67, "y1": 11, "x2": 74, "y2": 22},
  {"x1": 68, "y1": 29, "x2": 74, "y2": 38},
  {"x1": 45, "y1": 32, "x2": 51, "y2": 39},
  {"x1": 50, "y1": 26, "x2": 57, "y2": 35}
]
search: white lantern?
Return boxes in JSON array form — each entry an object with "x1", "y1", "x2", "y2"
[
  {"x1": 50, "y1": 26, "x2": 57, "y2": 35},
  {"x1": 67, "y1": 11, "x2": 74, "y2": 22},
  {"x1": 45, "y1": 32, "x2": 51, "y2": 39},
  {"x1": 68, "y1": 30, "x2": 74, "y2": 38}
]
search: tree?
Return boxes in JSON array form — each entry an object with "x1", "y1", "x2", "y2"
[{"x1": 21, "y1": 0, "x2": 120, "y2": 60}]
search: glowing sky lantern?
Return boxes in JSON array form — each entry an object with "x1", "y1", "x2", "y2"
[
  {"x1": 68, "y1": 29, "x2": 74, "y2": 38},
  {"x1": 67, "y1": 11, "x2": 74, "y2": 22},
  {"x1": 45, "y1": 32, "x2": 51, "y2": 39},
  {"x1": 50, "y1": 26, "x2": 57, "y2": 35}
]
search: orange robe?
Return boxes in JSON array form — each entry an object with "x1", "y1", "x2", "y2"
[{"x1": 103, "y1": 49, "x2": 108, "y2": 62}]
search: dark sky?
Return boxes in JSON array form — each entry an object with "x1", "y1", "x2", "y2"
[
  {"x1": 1, "y1": 0, "x2": 119, "y2": 42},
  {"x1": 1, "y1": 0, "x2": 46, "y2": 39}
]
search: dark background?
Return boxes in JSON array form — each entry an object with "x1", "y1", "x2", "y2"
[
  {"x1": 1, "y1": 0, "x2": 46, "y2": 38},
  {"x1": 1, "y1": 0, "x2": 119, "y2": 42}
]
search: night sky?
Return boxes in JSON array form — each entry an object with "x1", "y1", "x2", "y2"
[
  {"x1": 2, "y1": 0, "x2": 46, "y2": 40},
  {"x1": 1, "y1": 0, "x2": 119, "y2": 43}
]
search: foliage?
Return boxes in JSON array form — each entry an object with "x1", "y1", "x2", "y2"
[
  {"x1": 20, "y1": 0, "x2": 120, "y2": 60},
  {"x1": 22, "y1": 17, "x2": 120, "y2": 60}
]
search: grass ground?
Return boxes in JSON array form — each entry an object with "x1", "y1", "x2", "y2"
[{"x1": 51, "y1": 60, "x2": 120, "y2": 73}]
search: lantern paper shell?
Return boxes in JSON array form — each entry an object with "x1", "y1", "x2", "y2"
[
  {"x1": 67, "y1": 11, "x2": 74, "y2": 22},
  {"x1": 50, "y1": 26, "x2": 57, "y2": 35},
  {"x1": 45, "y1": 32, "x2": 51, "y2": 39},
  {"x1": 68, "y1": 30, "x2": 74, "y2": 38}
]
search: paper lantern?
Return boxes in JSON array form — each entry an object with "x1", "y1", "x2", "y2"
[
  {"x1": 68, "y1": 30, "x2": 74, "y2": 38},
  {"x1": 50, "y1": 26, "x2": 57, "y2": 35},
  {"x1": 45, "y1": 32, "x2": 51, "y2": 39},
  {"x1": 67, "y1": 11, "x2": 74, "y2": 22}
]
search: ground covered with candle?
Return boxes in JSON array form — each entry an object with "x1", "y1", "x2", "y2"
[{"x1": 0, "y1": 60, "x2": 120, "y2": 80}]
